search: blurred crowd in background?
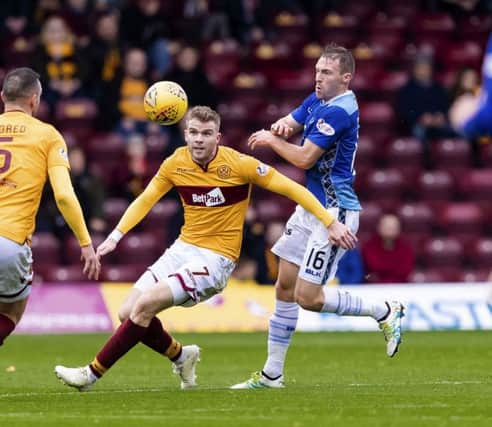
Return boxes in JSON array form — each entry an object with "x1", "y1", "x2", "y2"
[{"x1": 1, "y1": 0, "x2": 492, "y2": 284}]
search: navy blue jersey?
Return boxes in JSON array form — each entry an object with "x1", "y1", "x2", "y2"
[
  {"x1": 463, "y1": 33, "x2": 492, "y2": 138},
  {"x1": 291, "y1": 91, "x2": 361, "y2": 210}
]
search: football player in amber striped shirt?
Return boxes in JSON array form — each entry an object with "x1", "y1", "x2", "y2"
[
  {"x1": 0, "y1": 68, "x2": 100, "y2": 348},
  {"x1": 54, "y1": 105, "x2": 356, "y2": 391}
]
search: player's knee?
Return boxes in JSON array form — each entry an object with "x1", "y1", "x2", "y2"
[
  {"x1": 117, "y1": 307, "x2": 130, "y2": 323},
  {"x1": 275, "y1": 279, "x2": 295, "y2": 300},
  {"x1": 129, "y1": 297, "x2": 155, "y2": 326},
  {"x1": 294, "y1": 287, "x2": 323, "y2": 311}
]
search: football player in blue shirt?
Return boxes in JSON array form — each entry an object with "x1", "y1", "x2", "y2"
[{"x1": 232, "y1": 44, "x2": 405, "y2": 390}]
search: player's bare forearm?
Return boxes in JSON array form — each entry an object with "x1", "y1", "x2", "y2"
[{"x1": 271, "y1": 114, "x2": 303, "y2": 138}]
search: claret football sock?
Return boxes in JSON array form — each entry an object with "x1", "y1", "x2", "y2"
[
  {"x1": 90, "y1": 318, "x2": 147, "y2": 377},
  {"x1": 0, "y1": 313, "x2": 15, "y2": 346},
  {"x1": 141, "y1": 316, "x2": 182, "y2": 360},
  {"x1": 321, "y1": 287, "x2": 388, "y2": 320}
]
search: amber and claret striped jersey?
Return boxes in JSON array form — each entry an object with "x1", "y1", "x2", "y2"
[
  {"x1": 116, "y1": 146, "x2": 334, "y2": 261},
  {"x1": 0, "y1": 111, "x2": 71, "y2": 244}
]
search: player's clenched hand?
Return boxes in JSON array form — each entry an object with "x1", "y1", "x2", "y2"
[
  {"x1": 96, "y1": 237, "x2": 118, "y2": 258},
  {"x1": 248, "y1": 129, "x2": 276, "y2": 150},
  {"x1": 270, "y1": 119, "x2": 294, "y2": 138},
  {"x1": 327, "y1": 220, "x2": 357, "y2": 250},
  {"x1": 80, "y1": 245, "x2": 101, "y2": 280}
]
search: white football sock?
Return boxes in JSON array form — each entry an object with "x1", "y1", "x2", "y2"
[
  {"x1": 321, "y1": 287, "x2": 388, "y2": 320},
  {"x1": 262, "y1": 299, "x2": 298, "y2": 379}
]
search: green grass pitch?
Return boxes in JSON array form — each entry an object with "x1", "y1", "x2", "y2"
[{"x1": 1, "y1": 331, "x2": 491, "y2": 427}]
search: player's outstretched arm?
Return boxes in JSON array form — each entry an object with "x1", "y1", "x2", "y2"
[
  {"x1": 248, "y1": 131, "x2": 323, "y2": 169},
  {"x1": 48, "y1": 166, "x2": 100, "y2": 279},
  {"x1": 260, "y1": 170, "x2": 357, "y2": 250}
]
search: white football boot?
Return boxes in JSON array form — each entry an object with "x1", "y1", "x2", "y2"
[
  {"x1": 172, "y1": 345, "x2": 201, "y2": 390},
  {"x1": 54, "y1": 365, "x2": 96, "y2": 392}
]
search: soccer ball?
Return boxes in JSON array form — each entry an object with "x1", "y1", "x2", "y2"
[{"x1": 144, "y1": 81, "x2": 188, "y2": 125}]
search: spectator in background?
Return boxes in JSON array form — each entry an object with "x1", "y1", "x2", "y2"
[
  {"x1": 0, "y1": 1, "x2": 37, "y2": 67},
  {"x1": 120, "y1": 0, "x2": 172, "y2": 78},
  {"x1": 69, "y1": 146, "x2": 106, "y2": 234},
  {"x1": 87, "y1": 11, "x2": 122, "y2": 101},
  {"x1": 166, "y1": 45, "x2": 218, "y2": 109},
  {"x1": 112, "y1": 134, "x2": 153, "y2": 202},
  {"x1": 449, "y1": 67, "x2": 480, "y2": 102},
  {"x1": 336, "y1": 247, "x2": 365, "y2": 285},
  {"x1": 396, "y1": 54, "x2": 454, "y2": 160},
  {"x1": 362, "y1": 214, "x2": 415, "y2": 284},
  {"x1": 59, "y1": 0, "x2": 94, "y2": 47},
  {"x1": 31, "y1": 15, "x2": 88, "y2": 112},
  {"x1": 99, "y1": 48, "x2": 158, "y2": 135}
]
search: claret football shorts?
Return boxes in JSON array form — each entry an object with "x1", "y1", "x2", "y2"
[
  {"x1": 134, "y1": 239, "x2": 236, "y2": 307},
  {"x1": 272, "y1": 205, "x2": 359, "y2": 285},
  {"x1": 0, "y1": 236, "x2": 33, "y2": 302}
]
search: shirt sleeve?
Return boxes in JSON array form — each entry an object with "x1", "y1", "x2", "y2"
[
  {"x1": 47, "y1": 126, "x2": 70, "y2": 169},
  {"x1": 291, "y1": 92, "x2": 317, "y2": 125},
  {"x1": 239, "y1": 154, "x2": 276, "y2": 187},
  {"x1": 306, "y1": 106, "x2": 350, "y2": 150}
]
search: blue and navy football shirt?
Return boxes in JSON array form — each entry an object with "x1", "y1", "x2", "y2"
[{"x1": 291, "y1": 90, "x2": 361, "y2": 211}]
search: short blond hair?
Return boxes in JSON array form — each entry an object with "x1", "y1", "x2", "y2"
[{"x1": 186, "y1": 106, "x2": 221, "y2": 129}]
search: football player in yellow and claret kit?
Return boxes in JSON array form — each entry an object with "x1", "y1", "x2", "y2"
[
  {"x1": 0, "y1": 67, "x2": 100, "y2": 347},
  {"x1": 54, "y1": 105, "x2": 357, "y2": 391}
]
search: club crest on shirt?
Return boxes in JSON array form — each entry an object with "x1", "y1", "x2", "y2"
[
  {"x1": 59, "y1": 147, "x2": 68, "y2": 161},
  {"x1": 316, "y1": 118, "x2": 335, "y2": 136},
  {"x1": 217, "y1": 164, "x2": 231, "y2": 179},
  {"x1": 256, "y1": 163, "x2": 269, "y2": 176}
]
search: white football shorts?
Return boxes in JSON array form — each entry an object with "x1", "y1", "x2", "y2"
[
  {"x1": 272, "y1": 205, "x2": 359, "y2": 285},
  {"x1": 0, "y1": 236, "x2": 33, "y2": 302},
  {"x1": 134, "y1": 239, "x2": 236, "y2": 307}
]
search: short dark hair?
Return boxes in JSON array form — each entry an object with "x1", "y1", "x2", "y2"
[
  {"x1": 321, "y1": 43, "x2": 355, "y2": 75},
  {"x1": 2, "y1": 67, "x2": 40, "y2": 102},
  {"x1": 186, "y1": 106, "x2": 221, "y2": 129}
]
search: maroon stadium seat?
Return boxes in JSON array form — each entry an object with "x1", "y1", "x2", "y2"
[
  {"x1": 469, "y1": 238, "x2": 492, "y2": 269},
  {"x1": 363, "y1": 168, "x2": 405, "y2": 210},
  {"x1": 358, "y1": 102, "x2": 395, "y2": 143},
  {"x1": 417, "y1": 170, "x2": 454, "y2": 209},
  {"x1": 140, "y1": 199, "x2": 181, "y2": 231},
  {"x1": 409, "y1": 268, "x2": 447, "y2": 283},
  {"x1": 271, "y1": 11, "x2": 309, "y2": 49},
  {"x1": 438, "y1": 202, "x2": 484, "y2": 237},
  {"x1": 369, "y1": 13, "x2": 407, "y2": 38},
  {"x1": 460, "y1": 269, "x2": 490, "y2": 283},
  {"x1": 431, "y1": 139, "x2": 472, "y2": 173},
  {"x1": 256, "y1": 197, "x2": 296, "y2": 223},
  {"x1": 459, "y1": 14, "x2": 492, "y2": 44},
  {"x1": 54, "y1": 98, "x2": 98, "y2": 140},
  {"x1": 358, "y1": 202, "x2": 383, "y2": 234},
  {"x1": 31, "y1": 232, "x2": 61, "y2": 265},
  {"x1": 422, "y1": 237, "x2": 464, "y2": 268},
  {"x1": 103, "y1": 198, "x2": 129, "y2": 230},
  {"x1": 386, "y1": 137, "x2": 423, "y2": 183},
  {"x1": 458, "y1": 169, "x2": 492, "y2": 202},
  {"x1": 397, "y1": 202, "x2": 434, "y2": 234},
  {"x1": 413, "y1": 12, "x2": 455, "y2": 40},
  {"x1": 101, "y1": 265, "x2": 147, "y2": 282},
  {"x1": 318, "y1": 14, "x2": 359, "y2": 48},
  {"x1": 116, "y1": 232, "x2": 160, "y2": 265},
  {"x1": 42, "y1": 265, "x2": 93, "y2": 282},
  {"x1": 438, "y1": 41, "x2": 483, "y2": 70}
]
